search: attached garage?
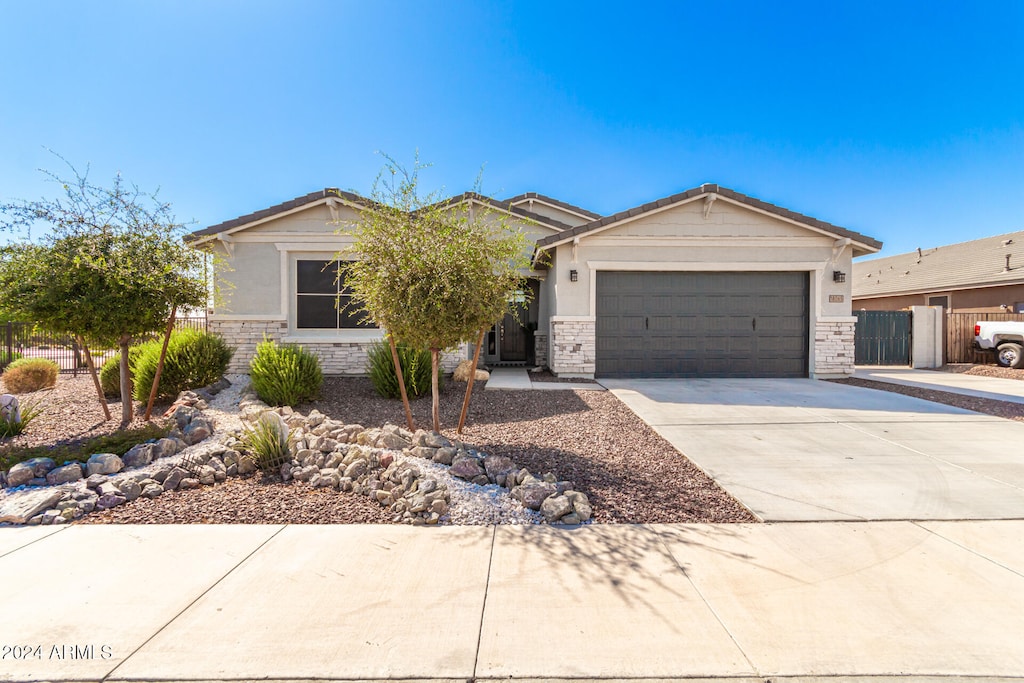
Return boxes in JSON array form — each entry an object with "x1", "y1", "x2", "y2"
[{"x1": 595, "y1": 271, "x2": 809, "y2": 378}]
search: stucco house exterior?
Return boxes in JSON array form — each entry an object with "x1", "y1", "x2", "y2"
[
  {"x1": 186, "y1": 183, "x2": 881, "y2": 379},
  {"x1": 853, "y1": 230, "x2": 1024, "y2": 313}
]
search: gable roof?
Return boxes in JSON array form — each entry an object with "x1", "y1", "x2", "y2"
[
  {"x1": 505, "y1": 192, "x2": 602, "y2": 220},
  {"x1": 852, "y1": 230, "x2": 1024, "y2": 299},
  {"x1": 533, "y1": 183, "x2": 882, "y2": 258},
  {"x1": 185, "y1": 188, "x2": 576, "y2": 244}
]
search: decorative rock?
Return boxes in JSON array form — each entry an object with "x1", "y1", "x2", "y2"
[
  {"x1": 343, "y1": 459, "x2": 368, "y2": 479},
  {"x1": 151, "y1": 465, "x2": 172, "y2": 483},
  {"x1": 424, "y1": 432, "x2": 452, "y2": 449},
  {"x1": 141, "y1": 483, "x2": 164, "y2": 499},
  {"x1": 483, "y1": 455, "x2": 517, "y2": 486},
  {"x1": 433, "y1": 447, "x2": 457, "y2": 465},
  {"x1": 0, "y1": 394, "x2": 21, "y2": 423},
  {"x1": 540, "y1": 494, "x2": 573, "y2": 522},
  {"x1": 378, "y1": 432, "x2": 411, "y2": 450},
  {"x1": 511, "y1": 482, "x2": 558, "y2": 511},
  {"x1": 0, "y1": 487, "x2": 63, "y2": 524},
  {"x1": 84, "y1": 474, "x2": 106, "y2": 489},
  {"x1": 46, "y1": 463, "x2": 83, "y2": 486},
  {"x1": 162, "y1": 467, "x2": 189, "y2": 491},
  {"x1": 116, "y1": 479, "x2": 142, "y2": 502},
  {"x1": 96, "y1": 493, "x2": 127, "y2": 510},
  {"x1": 237, "y1": 456, "x2": 256, "y2": 475},
  {"x1": 453, "y1": 359, "x2": 490, "y2": 382},
  {"x1": 7, "y1": 458, "x2": 56, "y2": 486},
  {"x1": 97, "y1": 481, "x2": 121, "y2": 497},
  {"x1": 86, "y1": 453, "x2": 124, "y2": 477},
  {"x1": 172, "y1": 405, "x2": 200, "y2": 429},
  {"x1": 198, "y1": 465, "x2": 216, "y2": 486},
  {"x1": 567, "y1": 491, "x2": 593, "y2": 522},
  {"x1": 154, "y1": 438, "x2": 178, "y2": 459},
  {"x1": 379, "y1": 452, "x2": 395, "y2": 469},
  {"x1": 226, "y1": 463, "x2": 238, "y2": 477},
  {"x1": 183, "y1": 420, "x2": 212, "y2": 445},
  {"x1": 122, "y1": 444, "x2": 155, "y2": 469},
  {"x1": 292, "y1": 465, "x2": 317, "y2": 482},
  {"x1": 178, "y1": 478, "x2": 201, "y2": 490},
  {"x1": 449, "y1": 457, "x2": 485, "y2": 481}
]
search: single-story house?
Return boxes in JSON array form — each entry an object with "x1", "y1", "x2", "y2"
[
  {"x1": 853, "y1": 230, "x2": 1024, "y2": 313},
  {"x1": 186, "y1": 184, "x2": 881, "y2": 379}
]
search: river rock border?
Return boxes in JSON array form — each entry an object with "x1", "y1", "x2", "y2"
[{"x1": 0, "y1": 382, "x2": 593, "y2": 526}]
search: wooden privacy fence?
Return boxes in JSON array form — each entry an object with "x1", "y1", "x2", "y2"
[
  {"x1": 946, "y1": 312, "x2": 1024, "y2": 364},
  {"x1": 0, "y1": 316, "x2": 208, "y2": 375}
]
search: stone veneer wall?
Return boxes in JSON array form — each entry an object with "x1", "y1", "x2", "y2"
[
  {"x1": 549, "y1": 319, "x2": 595, "y2": 377},
  {"x1": 211, "y1": 319, "x2": 466, "y2": 375},
  {"x1": 533, "y1": 332, "x2": 549, "y2": 368},
  {"x1": 813, "y1": 317, "x2": 856, "y2": 377}
]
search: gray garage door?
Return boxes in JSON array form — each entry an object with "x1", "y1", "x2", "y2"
[{"x1": 596, "y1": 271, "x2": 809, "y2": 378}]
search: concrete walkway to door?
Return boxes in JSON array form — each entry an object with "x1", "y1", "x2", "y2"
[{"x1": 602, "y1": 378, "x2": 1024, "y2": 521}]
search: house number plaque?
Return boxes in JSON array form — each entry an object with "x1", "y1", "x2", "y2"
[{"x1": 829, "y1": 294, "x2": 844, "y2": 303}]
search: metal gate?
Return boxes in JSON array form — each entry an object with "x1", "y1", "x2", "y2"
[{"x1": 854, "y1": 310, "x2": 911, "y2": 365}]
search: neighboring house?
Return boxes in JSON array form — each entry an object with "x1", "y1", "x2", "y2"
[
  {"x1": 853, "y1": 231, "x2": 1024, "y2": 313},
  {"x1": 186, "y1": 184, "x2": 881, "y2": 379}
]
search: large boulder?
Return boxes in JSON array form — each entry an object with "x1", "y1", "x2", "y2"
[
  {"x1": 0, "y1": 488, "x2": 63, "y2": 524},
  {"x1": 483, "y1": 455, "x2": 518, "y2": 487},
  {"x1": 540, "y1": 494, "x2": 573, "y2": 522},
  {"x1": 511, "y1": 482, "x2": 558, "y2": 511},
  {"x1": 86, "y1": 453, "x2": 124, "y2": 477},
  {"x1": 0, "y1": 394, "x2": 21, "y2": 424},
  {"x1": 449, "y1": 457, "x2": 485, "y2": 481},
  {"x1": 122, "y1": 444, "x2": 155, "y2": 469},
  {"x1": 45, "y1": 463, "x2": 83, "y2": 486},
  {"x1": 7, "y1": 457, "x2": 57, "y2": 486},
  {"x1": 453, "y1": 360, "x2": 490, "y2": 382}
]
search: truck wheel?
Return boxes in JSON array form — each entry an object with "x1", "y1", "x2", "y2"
[{"x1": 996, "y1": 343, "x2": 1024, "y2": 369}]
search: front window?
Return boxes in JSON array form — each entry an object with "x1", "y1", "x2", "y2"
[{"x1": 296, "y1": 260, "x2": 374, "y2": 329}]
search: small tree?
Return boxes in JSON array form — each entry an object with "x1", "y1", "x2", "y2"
[
  {"x1": 339, "y1": 156, "x2": 533, "y2": 431},
  {"x1": 0, "y1": 158, "x2": 208, "y2": 425}
]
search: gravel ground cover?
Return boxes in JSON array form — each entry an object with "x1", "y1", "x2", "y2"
[
  {"x1": 299, "y1": 377, "x2": 755, "y2": 524},
  {"x1": 830, "y1": 377, "x2": 1024, "y2": 423},
  {"x1": 0, "y1": 375, "x2": 165, "y2": 452},
  {"x1": 937, "y1": 364, "x2": 1024, "y2": 381}
]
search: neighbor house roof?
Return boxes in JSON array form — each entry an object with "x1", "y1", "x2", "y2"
[
  {"x1": 532, "y1": 183, "x2": 883, "y2": 260},
  {"x1": 186, "y1": 188, "x2": 577, "y2": 244},
  {"x1": 853, "y1": 230, "x2": 1024, "y2": 299},
  {"x1": 505, "y1": 192, "x2": 602, "y2": 220}
]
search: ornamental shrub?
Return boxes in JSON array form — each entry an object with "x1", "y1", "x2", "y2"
[
  {"x1": 98, "y1": 330, "x2": 232, "y2": 400},
  {"x1": 240, "y1": 411, "x2": 292, "y2": 472},
  {"x1": 1, "y1": 358, "x2": 59, "y2": 393},
  {"x1": 366, "y1": 340, "x2": 436, "y2": 399},
  {"x1": 249, "y1": 338, "x2": 322, "y2": 406},
  {"x1": 131, "y1": 329, "x2": 233, "y2": 401},
  {"x1": 0, "y1": 399, "x2": 40, "y2": 439}
]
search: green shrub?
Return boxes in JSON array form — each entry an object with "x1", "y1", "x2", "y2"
[
  {"x1": 0, "y1": 422, "x2": 171, "y2": 471},
  {"x1": 99, "y1": 346, "x2": 145, "y2": 397},
  {"x1": 0, "y1": 399, "x2": 41, "y2": 439},
  {"x1": 366, "y1": 340, "x2": 436, "y2": 399},
  {"x1": 132, "y1": 329, "x2": 233, "y2": 401},
  {"x1": 249, "y1": 338, "x2": 322, "y2": 406},
  {"x1": 98, "y1": 330, "x2": 232, "y2": 400},
  {"x1": 240, "y1": 411, "x2": 292, "y2": 472},
  {"x1": 1, "y1": 358, "x2": 59, "y2": 393}
]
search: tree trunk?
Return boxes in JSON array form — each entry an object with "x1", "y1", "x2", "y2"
[
  {"x1": 430, "y1": 347, "x2": 440, "y2": 433},
  {"x1": 145, "y1": 306, "x2": 177, "y2": 420},
  {"x1": 388, "y1": 334, "x2": 415, "y2": 431},
  {"x1": 118, "y1": 334, "x2": 133, "y2": 427},
  {"x1": 457, "y1": 328, "x2": 487, "y2": 434},
  {"x1": 77, "y1": 335, "x2": 111, "y2": 421}
]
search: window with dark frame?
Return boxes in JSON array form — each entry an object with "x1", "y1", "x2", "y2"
[{"x1": 296, "y1": 259, "x2": 375, "y2": 329}]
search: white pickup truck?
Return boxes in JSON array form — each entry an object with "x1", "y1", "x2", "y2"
[{"x1": 974, "y1": 321, "x2": 1024, "y2": 368}]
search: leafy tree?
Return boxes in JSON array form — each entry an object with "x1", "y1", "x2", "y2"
[
  {"x1": 0, "y1": 158, "x2": 208, "y2": 425},
  {"x1": 338, "y1": 156, "x2": 534, "y2": 431}
]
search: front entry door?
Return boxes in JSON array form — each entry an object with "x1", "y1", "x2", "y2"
[{"x1": 499, "y1": 312, "x2": 527, "y2": 362}]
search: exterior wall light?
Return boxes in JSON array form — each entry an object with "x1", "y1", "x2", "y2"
[
  {"x1": 833, "y1": 270, "x2": 846, "y2": 283},
  {"x1": 570, "y1": 269, "x2": 578, "y2": 282}
]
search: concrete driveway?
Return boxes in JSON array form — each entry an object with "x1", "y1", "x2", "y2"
[{"x1": 602, "y1": 378, "x2": 1024, "y2": 521}]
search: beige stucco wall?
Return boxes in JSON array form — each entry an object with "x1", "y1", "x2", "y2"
[
  {"x1": 206, "y1": 197, "x2": 558, "y2": 374},
  {"x1": 545, "y1": 196, "x2": 859, "y2": 378}
]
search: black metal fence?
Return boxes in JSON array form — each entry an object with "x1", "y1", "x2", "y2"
[
  {"x1": 0, "y1": 316, "x2": 208, "y2": 375},
  {"x1": 854, "y1": 310, "x2": 912, "y2": 365}
]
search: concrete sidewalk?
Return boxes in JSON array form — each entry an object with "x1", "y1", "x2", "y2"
[
  {"x1": 485, "y1": 367, "x2": 604, "y2": 391},
  {"x1": 856, "y1": 366, "x2": 1024, "y2": 404},
  {"x1": 3, "y1": 521, "x2": 1024, "y2": 681}
]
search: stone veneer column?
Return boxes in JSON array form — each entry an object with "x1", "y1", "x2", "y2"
[
  {"x1": 813, "y1": 317, "x2": 856, "y2": 377},
  {"x1": 549, "y1": 318, "x2": 596, "y2": 378},
  {"x1": 533, "y1": 332, "x2": 549, "y2": 368}
]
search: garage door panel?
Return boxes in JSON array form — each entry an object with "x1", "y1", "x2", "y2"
[{"x1": 596, "y1": 271, "x2": 808, "y2": 378}]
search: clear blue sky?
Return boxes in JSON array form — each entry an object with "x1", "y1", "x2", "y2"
[{"x1": 2, "y1": 0, "x2": 1022, "y2": 259}]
